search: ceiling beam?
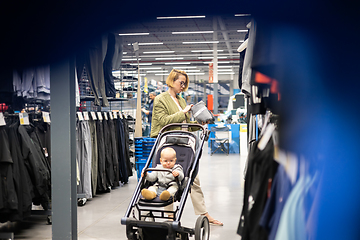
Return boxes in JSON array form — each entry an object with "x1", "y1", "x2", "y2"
[{"x1": 217, "y1": 16, "x2": 235, "y2": 58}]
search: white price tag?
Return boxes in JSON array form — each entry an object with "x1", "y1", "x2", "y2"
[
  {"x1": 42, "y1": 112, "x2": 51, "y2": 123},
  {"x1": 0, "y1": 112, "x2": 6, "y2": 126},
  {"x1": 77, "y1": 112, "x2": 84, "y2": 121},
  {"x1": 90, "y1": 112, "x2": 97, "y2": 120},
  {"x1": 97, "y1": 112, "x2": 103, "y2": 121},
  {"x1": 104, "y1": 112, "x2": 108, "y2": 120},
  {"x1": 108, "y1": 112, "x2": 113, "y2": 120},
  {"x1": 83, "y1": 112, "x2": 89, "y2": 121},
  {"x1": 19, "y1": 112, "x2": 30, "y2": 125},
  {"x1": 113, "y1": 111, "x2": 118, "y2": 119}
]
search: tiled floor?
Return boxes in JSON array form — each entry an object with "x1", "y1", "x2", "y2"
[{"x1": 0, "y1": 144, "x2": 247, "y2": 239}]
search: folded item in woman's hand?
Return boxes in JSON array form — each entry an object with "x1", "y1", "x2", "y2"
[{"x1": 190, "y1": 101, "x2": 215, "y2": 124}]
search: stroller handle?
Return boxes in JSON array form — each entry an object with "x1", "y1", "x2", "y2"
[{"x1": 159, "y1": 123, "x2": 206, "y2": 134}]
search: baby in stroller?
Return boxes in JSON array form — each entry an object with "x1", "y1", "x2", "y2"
[{"x1": 141, "y1": 147, "x2": 184, "y2": 201}]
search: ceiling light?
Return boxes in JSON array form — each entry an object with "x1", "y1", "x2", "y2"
[
  {"x1": 217, "y1": 66, "x2": 234, "y2": 68},
  {"x1": 122, "y1": 58, "x2": 141, "y2": 61},
  {"x1": 172, "y1": 31, "x2": 213, "y2": 34},
  {"x1": 118, "y1": 33, "x2": 149, "y2": 36},
  {"x1": 155, "y1": 73, "x2": 170, "y2": 75},
  {"x1": 182, "y1": 70, "x2": 201, "y2": 72},
  {"x1": 183, "y1": 41, "x2": 219, "y2": 44},
  {"x1": 123, "y1": 52, "x2": 127, "y2": 54},
  {"x1": 165, "y1": 62, "x2": 191, "y2": 65},
  {"x1": 217, "y1": 69, "x2": 234, "y2": 72},
  {"x1": 157, "y1": 16, "x2": 206, "y2": 19},
  {"x1": 191, "y1": 50, "x2": 224, "y2": 52},
  {"x1": 187, "y1": 73, "x2": 205, "y2": 75},
  {"x1": 130, "y1": 63, "x2": 152, "y2": 66},
  {"x1": 139, "y1": 74, "x2": 147, "y2": 76},
  {"x1": 143, "y1": 51, "x2": 175, "y2": 54},
  {"x1": 234, "y1": 14, "x2": 251, "y2": 17},
  {"x1": 197, "y1": 57, "x2": 228, "y2": 59},
  {"x1": 171, "y1": 66, "x2": 197, "y2": 69},
  {"x1": 146, "y1": 70, "x2": 169, "y2": 73},
  {"x1": 218, "y1": 72, "x2": 235, "y2": 75},
  {"x1": 237, "y1": 30, "x2": 248, "y2": 32},
  {"x1": 139, "y1": 67, "x2": 162, "y2": 70},
  {"x1": 155, "y1": 57, "x2": 184, "y2": 60},
  {"x1": 139, "y1": 42, "x2": 163, "y2": 45},
  {"x1": 239, "y1": 40, "x2": 245, "y2": 42}
]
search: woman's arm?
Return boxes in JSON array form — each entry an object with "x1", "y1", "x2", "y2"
[{"x1": 153, "y1": 98, "x2": 186, "y2": 126}]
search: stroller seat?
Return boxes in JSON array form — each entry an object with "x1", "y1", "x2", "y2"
[{"x1": 138, "y1": 134, "x2": 197, "y2": 207}]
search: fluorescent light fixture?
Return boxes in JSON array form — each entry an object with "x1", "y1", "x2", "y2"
[
  {"x1": 237, "y1": 30, "x2": 248, "y2": 32},
  {"x1": 183, "y1": 41, "x2": 219, "y2": 44},
  {"x1": 191, "y1": 50, "x2": 224, "y2": 52},
  {"x1": 139, "y1": 74, "x2": 147, "y2": 76},
  {"x1": 130, "y1": 63, "x2": 152, "y2": 66},
  {"x1": 157, "y1": 16, "x2": 205, "y2": 19},
  {"x1": 165, "y1": 62, "x2": 191, "y2": 65},
  {"x1": 172, "y1": 31, "x2": 213, "y2": 34},
  {"x1": 182, "y1": 70, "x2": 201, "y2": 72},
  {"x1": 171, "y1": 66, "x2": 197, "y2": 69},
  {"x1": 218, "y1": 72, "x2": 235, "y2": 75},
  {"x1": 118, "y1": 33, "x2": 149, "y2": 36},
  {"x1": 122, "y1": 58, "x2": 141, "y2": 61},
  {"x1": 146, "y1": 70, "x2": 169, "y2": 73},
  {"x1": 123, "y1": 52, "x2": 127, "y2": 54},
  {"x1": 187, "y1": 73, "x2": 205, "y2": 75},
  {"x1": 139, "y1": 67, "x2": 162, "y2": 70},
  {"x1": 198, "y1": 57, "x2": 227, "y2": 59},
  {"x1": 218, "y1": 69, "x2": 234, "y2": 72},
  {"x1": 155, "y1": 73, "x2": 170, "y2": 75},
  {"x1": 202, "y1": 61, "x2": 230, "y2": 64},
  {"x1": 217, "y1": 65, "x2": 234, "y2": 68},
  {"x1": 139, "y1": 42, "x2": 163, "y2": 45},
  {"x1": 234, "y1": 14, "x2": 251, "y2": 17},
  {"x1": 143, "y1": 51, "x2": 175, "y2": 54},
  {"x1": 155, "y1": 57, "x2": 184, "y2": 60}
]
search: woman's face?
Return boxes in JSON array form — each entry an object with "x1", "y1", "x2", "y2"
[{"x1": 172, "y1": 74, "x2": 186, "y2": 94}]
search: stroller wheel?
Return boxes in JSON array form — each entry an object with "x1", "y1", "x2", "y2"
[{"x1": 195, "y1": 215, "x2": 210, "y2": 240}]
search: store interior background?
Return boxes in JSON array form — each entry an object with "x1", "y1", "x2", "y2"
[{"x1": 1, "y1": 0, "x2": 360, "y2": 239}]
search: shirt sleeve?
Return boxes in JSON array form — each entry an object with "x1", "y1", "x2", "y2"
[{"x1": 153, "y1": 97, "x2": 186, "y2": 126}]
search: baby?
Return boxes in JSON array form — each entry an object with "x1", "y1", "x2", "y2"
[{"x1": 141, "y1": 147, "x2": 184, "y2": 201}]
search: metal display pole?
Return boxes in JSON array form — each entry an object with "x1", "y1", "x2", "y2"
[
  {"x1": 50, "y1": 58, "x2": 77, "y2": 240},
  {"x1": 133, "y1": 42, "x2": 143, "y2": 137}
]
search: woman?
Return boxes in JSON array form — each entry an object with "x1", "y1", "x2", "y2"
[{"x1": 150, "y1": 69, "x2": 223, "y2": 226}]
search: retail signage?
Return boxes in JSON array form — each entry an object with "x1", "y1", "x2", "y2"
[
  {"x1": 97, "y1": 112, "x2": 103, "y2": 121},
  {"x1": 77, "y1": 112, "x2": 84, "y2": 121},
  {"x1": 91, "y1": 112, "x2": 97, "y2": 120},
  {"x1": 42, "y1": 112, "x2": 51, "y2": 122},
  {"x1": 19, "y1": 112, "x2": 30, "y2": 125},
  {"x1": 209, "y1": 63, "x2": 213, "y2": 83},
  {"x1": 83, "y1": 112, "x2": 89, "y2": 121}
]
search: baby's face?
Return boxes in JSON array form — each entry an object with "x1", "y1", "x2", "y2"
[{"x1": 160, "y1": 154, "x2": 176, "y2": 169}]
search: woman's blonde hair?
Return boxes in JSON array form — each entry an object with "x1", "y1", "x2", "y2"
[{"x1": 166, "y1": 69, "x2": 189, "y2": 91}]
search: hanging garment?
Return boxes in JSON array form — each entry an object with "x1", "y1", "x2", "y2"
[
  {"x1": 18, "y1": 124, "x2": 50, "y2": 210},
  {"x1": 7, "y1": 122, "x2": 33, "y2": 221},
  {"x1": 259, "y1": 165, "x2": 293, "y2": 240},
  {"x1": 96, "y1": 120, "x2": 107, "y2": 192},
  {"x1": 109, "y1": 119, "x2": 120, "y2": 187},
  {"x1": 238, "y1": 139, "x2": 278, "y2": 240},
  {"x1": 76, "y1": 120, "x2": 93, "y2": 199},
  {"x1": 116, "y1": 118, "x2": 129, "y2": 184},
  {"x1": 122, "y1": 117, "x2": 133, "y2": 177},
  {"x1": 0, "y1": 126, "x2": 18, "y2": 222},
  {"x1": 33, "y1": 121, "x2": 51, "y2": 167},
  {"x1": 88, "y1": 119, "x2": 98, "y2": 197},
  {"x1": 103, "y1": 33, "x2": 117, "y2": 98},
  {"x1": 103, "y1": 119, "x2": 114, "y2": 188}
]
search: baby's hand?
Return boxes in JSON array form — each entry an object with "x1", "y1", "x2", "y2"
[
  {"x1": 141, "y1": 171, "x2": 146, "y2": 178},
  {"x1": 172, "y1": 170, "x2": 179, "y2": 177}
]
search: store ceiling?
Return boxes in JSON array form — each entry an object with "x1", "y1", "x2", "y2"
[{"x1": 114, "y1": 14, "x2": 251, "y2": 83}]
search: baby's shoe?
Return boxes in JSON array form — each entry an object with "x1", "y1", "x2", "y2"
[
  {"x1": 159, "y1": 190, "x2": 171, "y2": 201},
  {"x1": 141, "y1": 189, "x2": 156, "y2": 200}
]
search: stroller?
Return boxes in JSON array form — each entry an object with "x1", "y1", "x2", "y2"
[{"x1": 121, "y1": 123, "x2": 210, "y2": 240}]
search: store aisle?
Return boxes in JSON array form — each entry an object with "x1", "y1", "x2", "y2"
[{"x1": 1, "y1": 145, "x2": 246, "y2": 240}]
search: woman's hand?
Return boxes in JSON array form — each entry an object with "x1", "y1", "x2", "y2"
[
  {"x1": 201, "y1": 120, "x2": 210, "y2": 125},
  {"x1": 182, "y1": 104, "x2": 193, "y2": 114}
]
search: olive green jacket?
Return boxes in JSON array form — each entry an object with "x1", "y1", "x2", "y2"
[{"x1": 150, "y1": 91, "x2": 191, "y2": 138}]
